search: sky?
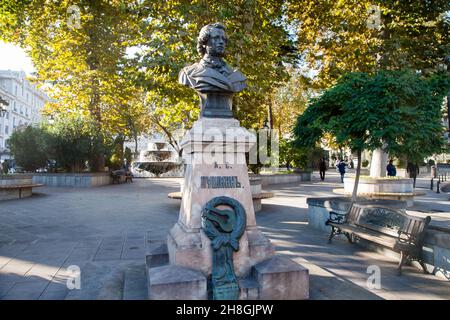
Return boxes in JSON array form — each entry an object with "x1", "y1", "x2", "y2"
[{"x1": 0, "y1": 41, "x2": 36, "y2": 75}]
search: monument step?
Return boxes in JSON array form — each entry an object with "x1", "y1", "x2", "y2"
[
  {"x1": 251, "y1": 255, "x2": 309, "y2": 300},
  {"x1": 238, "y1": 276, "x2": 260, "y2": 300},
  {"x1": 123, "y1": 263, "x2": 148, "y2": 300},
  {"x1": 145, "y1": 240, "x2": 169, "y2": 269},
  {"x1": 147, "y1": 264, "x2": 208, "y2": 300}
]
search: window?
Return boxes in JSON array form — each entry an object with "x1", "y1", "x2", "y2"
[
  {"x1": 5, "y1": 125, "x2": 8, "y2": 134},
  {"x1": 13, "y1": 101, "x2": 16, "y2": 111}
]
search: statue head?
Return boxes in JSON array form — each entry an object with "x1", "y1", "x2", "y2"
[{"x1": 197, "y1": 23, "x2": 228, "y2": 57}]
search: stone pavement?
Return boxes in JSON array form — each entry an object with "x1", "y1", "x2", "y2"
[{"x1": 0, "y1": 174, "x2": 449, "y2": 300}]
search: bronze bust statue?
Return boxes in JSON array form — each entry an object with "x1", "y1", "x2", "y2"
[{"x1": 179, "y1": 23, "x2": 247, "y2": 118}]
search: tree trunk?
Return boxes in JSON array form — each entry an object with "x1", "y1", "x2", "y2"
[
  {"x1": 352, "y1": 149, "x2": 362, "y2": 202},
  {"x1": 370, "y1": 146, "x2": 388, "y2": 177},
  {"x1": 134, "y1": 135, "x2": 138, "y2": 155},
  {"x1": 268, "y1": 103, "x2": 274, "y2": 129}
]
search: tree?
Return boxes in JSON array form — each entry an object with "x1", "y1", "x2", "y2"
[
  {"x1": 279, "y1": 138, "x2": 307, "y2": 170},
  {"x1": 286, "y1": 0, "x2": 449, "y2": 88},
  {"x1": 271, "y1": 69, "x2": 313, "y2": 137},
  {"x1": 124, "y1": 0, "x2": 296, "y2": 131},
  {"x1": 45, "y1": 114, "x2": 108, "y2": 173},
  {"x1": 0, "y1": 1, "x2": 146, "y2": 171},
  {"x1": 7, "y1": 125, "x2": 49, "y2": 172},
  {"x1": 294, "y1": 70, "x2": 449, "y2": 200}
]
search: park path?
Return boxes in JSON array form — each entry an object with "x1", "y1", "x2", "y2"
[{"x1": 0, "y1": 175, "x2": 449, "y2": 299}]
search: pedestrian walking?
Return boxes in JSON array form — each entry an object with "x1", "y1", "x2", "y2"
[
  {"x1": 337, "y1": 159, "x2": 347, "y2": 183},
  {"x1": 407, "y1": 162, "x2": 419, "y2": 188},
  {"x1": 319, "y1": 157, "x2": 327, "y2": 181}
]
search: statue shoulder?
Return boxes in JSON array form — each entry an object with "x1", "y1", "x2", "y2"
[
  {"x1": 226, "y1": 67, "x2": 247, "y2": 92},
  {"x1": 180, "y1": 62, "x2": 204, "y2": 76},
  {"x1": 228, "y1": 69, "x2": 246, "y2": 82},
  {"x1": 179, "y1": 62, "x2": 204, "y2": 86}
]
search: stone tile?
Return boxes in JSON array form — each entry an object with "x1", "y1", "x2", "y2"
[
  {"x1": 0, "y1": 280, "x2": 17, "y2": 298},
  {"x1": 2, "y1": 279, "x2": 49, "y2": 300},
  {"x1": 39, "y1": 287, "x2": 68, "y2": 300},
  {"x1": 121, "y1": 238, "x2": 145, "y2": 260}
]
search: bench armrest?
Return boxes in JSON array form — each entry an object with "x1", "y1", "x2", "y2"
[
  {"x1": 326, "y1": 211, "x2": 347, "y2": 225},
  {"x1": 397, "y1": 230, "x2": 418, "y2": 245}
]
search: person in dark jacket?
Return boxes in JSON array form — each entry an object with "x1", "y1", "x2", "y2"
[
  {"x1": 337, "y1": 159, "x2": 347, "y2": 183},
  {"x1": 407, "y1": 162, "x2": 419, "y2": 188},
  {"x1": 386, "y1": 160, "x2": 397, "y2": 177},
  {"x1": 319, "y1": 157, "x2": 327, "y2": 181}
]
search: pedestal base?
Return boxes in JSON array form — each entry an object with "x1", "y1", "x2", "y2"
[{"x1": 146, "y1": 244, "x2": 309, "y2": 300}]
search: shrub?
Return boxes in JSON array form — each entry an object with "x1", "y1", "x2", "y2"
[
  {"x1": 362, "y1": 160, "x2": 369, "y2": 168},
  {"x1": 7, "y1": 125, "x2": 50, "y2": 172}
]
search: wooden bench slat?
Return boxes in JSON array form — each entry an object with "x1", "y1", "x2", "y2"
[{"x1": 328, "y1": 222, "x2": 397, "y2": 248}]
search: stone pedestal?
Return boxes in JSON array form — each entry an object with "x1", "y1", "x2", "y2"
[
  {"x1": 168, "y1": 118, "x2": 274, "y2": 277},
  {"x1": 146, "y1": 118, "x2": 309, "y2": 300}
]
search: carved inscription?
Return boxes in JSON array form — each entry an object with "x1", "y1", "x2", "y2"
[{"x1": 201, "y1": 176, "x2": 242, "y2": 189}]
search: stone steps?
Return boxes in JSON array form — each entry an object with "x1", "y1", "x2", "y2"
[
  {"x1": 145, "y1": 239, "x2": 309, "y2": 300},
  {"x1": 123, "y1": 263, "x2": 148, "y2": 300}
]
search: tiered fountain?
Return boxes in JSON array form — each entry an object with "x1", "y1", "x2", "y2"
[{"x1": 131, "y1": 141, "x2": 183, "y2": 178}]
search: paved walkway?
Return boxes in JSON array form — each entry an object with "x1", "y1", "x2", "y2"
[{"x1": 0, "y1": 174, "x2": 449, "y2": 300}]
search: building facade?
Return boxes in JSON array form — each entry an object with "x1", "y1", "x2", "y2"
[{"x1": 0, "y1": 70, "x2": 49, "y2": 160}]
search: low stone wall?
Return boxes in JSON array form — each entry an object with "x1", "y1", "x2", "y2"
[
  {"x1": 307, "y1": 197, "x2": 450, "y2": 281},
  {"x1": 32, "y1": 173, "x2": 112, "y2": 187},
  {"x1": 0, "y1": 174, "x2": 33, "y2": 186},
  {"x1": 257, "y1": 172, "x2": 311, "y2": 187}
]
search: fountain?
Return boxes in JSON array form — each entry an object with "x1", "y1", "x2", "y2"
[{"x1": 131, "y1": 141, "x2": 183, "y2": 178}]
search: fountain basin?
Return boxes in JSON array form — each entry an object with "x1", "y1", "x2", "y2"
[{"x1": 342, "y1": 176, "x2": 417, "y2": 206}]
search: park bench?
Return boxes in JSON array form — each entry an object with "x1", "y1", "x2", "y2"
[
  {"x1": 0, "y1": 183, "x2": 43, "y2": 199},
  {"x1": 326, "y1": 203, "x2": 431, "y2": 275},
  {"x1": 110, "y1": 170, "x2": 133, "y2": 184}
]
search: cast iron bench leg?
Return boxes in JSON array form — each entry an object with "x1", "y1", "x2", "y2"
[
  {"x1": 328, "y1": 226, "x2": 335, "y2": 244},
  {"x1": 398, "y1": 251, "x2": 406, "y2": 276}
]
